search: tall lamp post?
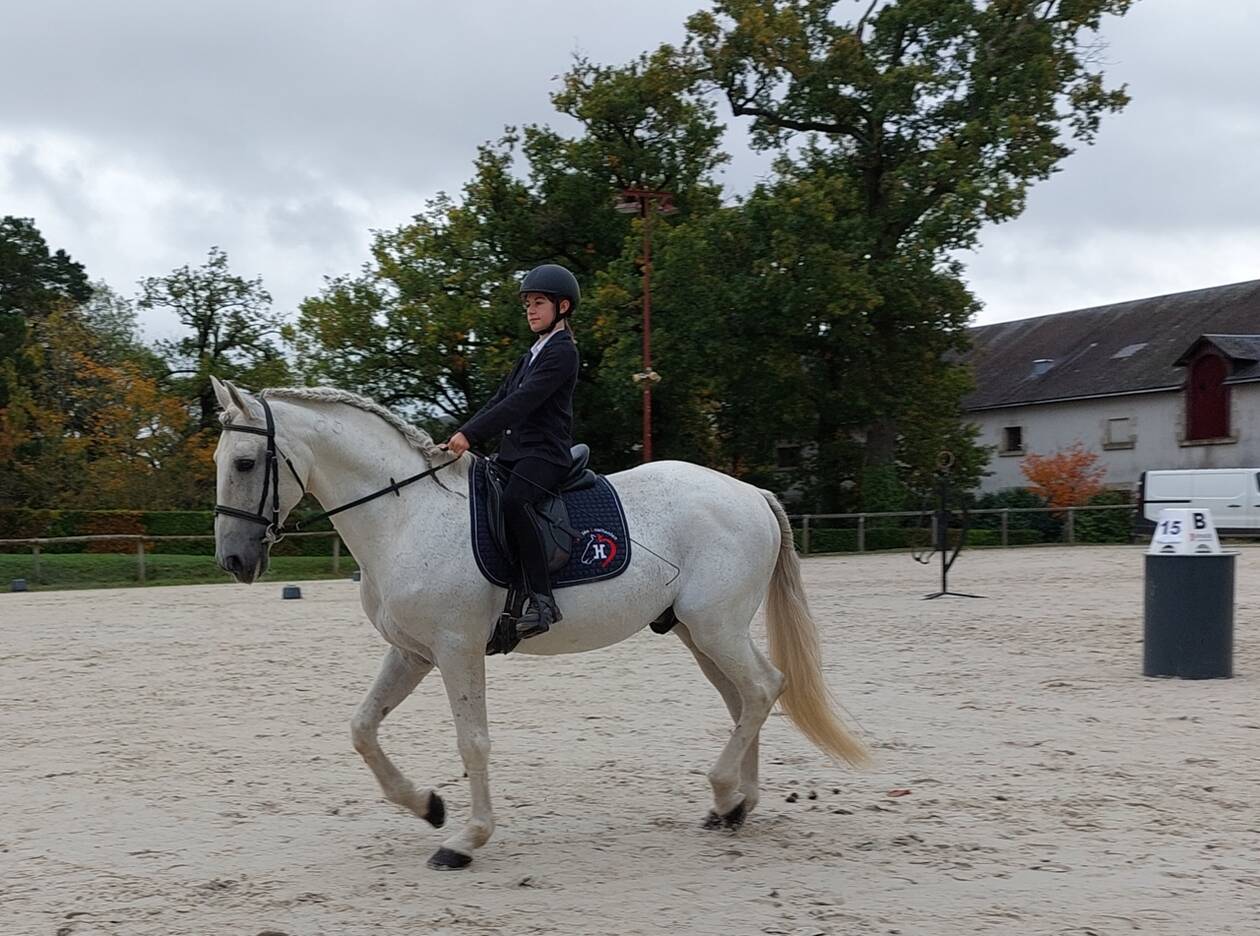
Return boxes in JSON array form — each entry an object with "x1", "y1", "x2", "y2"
[{"x1": 614, "y1": 186, "x2": 677, "y2": 463}]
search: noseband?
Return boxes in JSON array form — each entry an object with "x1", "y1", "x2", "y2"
[
  {"x1": 215, "y1": 396, "x2": 306, "y2": 544},
  {"x1": 215, "y1": 395, "x2": 459, "y2": 544}
]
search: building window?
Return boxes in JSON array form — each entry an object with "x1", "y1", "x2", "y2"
[
  {"x1": 1104, "y1": 416, "x2": 1135, "y2": 450},
  {"x1": 1000, "y1": 426, "x2": 1024, "y2": 455},
  {"x1": 775, "y1": 445, "x2": 803, "y2": 469},
  {"x1": 1186, "y1": 354, "x2": 1230, "y2": 440}
]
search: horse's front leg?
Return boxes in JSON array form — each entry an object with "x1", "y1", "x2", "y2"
[
  {"x1": 427, "y1": 647, "x2": 494, "y2": 870},
  {"x1": 351, "y1": 646, "x2": 446, "y2": 827}
]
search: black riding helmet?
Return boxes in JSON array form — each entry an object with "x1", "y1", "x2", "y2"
[{"x1": 519, "y1": 264, "x2": 580, "y2": 334}]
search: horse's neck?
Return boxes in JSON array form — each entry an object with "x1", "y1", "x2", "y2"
[{"x1": 282, "y1": 400, "x2": 462, "y2": 565}]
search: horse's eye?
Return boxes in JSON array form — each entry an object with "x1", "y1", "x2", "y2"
[{"x1": 235, "y1": 458, "x2": 256, "y2": 472}]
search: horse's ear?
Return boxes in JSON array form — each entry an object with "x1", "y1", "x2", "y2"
[
  {"x1": 210, "y1": 375, "x2": 234, "y2": 414},
  {"x1": 223, "y1": 379, "x2": 262, "y2": 420}
]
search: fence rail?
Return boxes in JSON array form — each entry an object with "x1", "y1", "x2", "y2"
[
  {"x1": 1, "y1": 531, "x2": 343, "y2": 586},
  {"x1": 788, "y1": 504, "x2": 1139, "y2": 555},
  {"x1": 3, "y1": 504, "x2": 1249, "y2": 587}
]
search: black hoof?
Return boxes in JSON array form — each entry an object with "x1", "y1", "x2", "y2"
[
  {"x1": 423, "y1": 792, "x2": 446, "y2": 828},
  {"x1": 701, "y1": 800, "x2": 747, "y2": 831},
  {"x1": 721, "y1": 800, "x2": 747, "y2": 830},
  {"x1": 427, "y1": 846, "x2": 472, "y2": 870}
]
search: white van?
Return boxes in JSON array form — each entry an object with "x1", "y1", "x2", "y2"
[{"x1": 1138, "y1": 468, "x2": 1260, "y2": 532}]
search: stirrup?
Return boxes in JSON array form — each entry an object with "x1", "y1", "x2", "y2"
[{"x1": 516, "y1": 593, "x2": 560, "y2": 640}]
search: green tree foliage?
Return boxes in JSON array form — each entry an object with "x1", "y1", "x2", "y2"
[
  {"x1": 140, "y1": 247, "x2": 289, "y2": 430},
  {"x1": 80, "y1": 280, "x2": 170, "y2": 377},
  {"x1": 0, "y1": 303, "x2": 209, "y2": 509},
  {"x1": 294, "y1": 53, "x2": 729, "y2": 465},
  {"x1": 657, "y1": 0, "x2": 1131, "y2": 507},
  {"x1": 0, "y1": 216, "x2": 93, "y2": 406}
]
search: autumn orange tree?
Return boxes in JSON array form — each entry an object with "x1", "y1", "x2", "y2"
[
  {"x1": 1019, "y1": 442, "x2": 1106, "y2": 510},
  {"x1": 0, "y1": 305, "x2": 212, "y2": 508}
]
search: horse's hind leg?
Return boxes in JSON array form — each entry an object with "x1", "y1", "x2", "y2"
[
  {"x1": 674, "y1": 624, "x2": 764, "y2": 820},
  {"x1": 679, "y1": 617, "x2": 785, "y2": 829},
  {"x1": 351, "y1": 646, "x2": 445, "y2": 827}
]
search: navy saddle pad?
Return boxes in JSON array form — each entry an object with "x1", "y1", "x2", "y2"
[{"x1": 468, "y1": 458, "x2": 631, "y2": 589}]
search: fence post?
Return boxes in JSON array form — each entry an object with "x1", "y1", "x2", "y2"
[
  {"x1": 332, "y1": 536, "x2": 341, "y2": 574},
  {"x1": 32, "y1": 543, "x2": 42, "y2": 584},
  {"x1": 857, "y1": 514, "x2": 866, "y2": 553},
  {"x1": 1066, "y1": 508, "x2": 1075, "y2": 546},
  {"x1": 136, "y1": 540, "x2": 146, "y2": 584},
  {"x1": 1001, "y1": 509, "x2": 1009, "y2": 548},
  {"x1": 801, "y1": 516, "x2": 811, "y2": 555}
]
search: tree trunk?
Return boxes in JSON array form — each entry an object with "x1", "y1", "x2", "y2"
[{"x1": 199, "y1": 383, "x2": 217, "y2": 431}]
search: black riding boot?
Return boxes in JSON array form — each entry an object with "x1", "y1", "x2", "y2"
[
  {"x1": 504, "y1": 502, "x2": 562, "y2": 639},
  {"x1": 516, "y1": 590, "x2": 561, "y2": 640}
]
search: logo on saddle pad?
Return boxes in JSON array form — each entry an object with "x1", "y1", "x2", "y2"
[{"x1": 580, "y1": 528, "x2": 620, "y2": 568}]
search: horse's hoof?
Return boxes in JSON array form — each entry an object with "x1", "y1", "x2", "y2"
[
  {"x1": 721, "y1": 800, "x2": 747, "y2": 830},
  {"x1": 427, "y1": 847, "x2": 472, "y2": 870},
  {"x1": 701, "y1": 800, "x2": 747, "y2": 832},
  {"x1": 423, "y1": 792, "x2": 446, "y2": 828}
]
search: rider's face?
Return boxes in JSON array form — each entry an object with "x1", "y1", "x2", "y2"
[{"x1": 523, "y1": 292, "x2": 559, "y2": 333}]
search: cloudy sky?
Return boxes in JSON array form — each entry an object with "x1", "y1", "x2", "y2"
[{"x1": 2, "y1": 0, "x2": 1256, "y2": 340}]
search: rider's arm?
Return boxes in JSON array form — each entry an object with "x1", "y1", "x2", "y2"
[
  {"x1": 458, "y1": 361, "x2": 519, "y2": 445},
  {"x1": 458, "y1": 342, "x2": 577, "y2": 445}
]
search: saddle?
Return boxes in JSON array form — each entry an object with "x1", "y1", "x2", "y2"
[
  {"x1": 468, "y1": 444, "x2": 633, "y2": 655},
  {"x1": 482, "y1": 443, "x2": 598, "y2": 573}
]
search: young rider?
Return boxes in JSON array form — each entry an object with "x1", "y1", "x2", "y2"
[{"x1": 442, "y1": 264, "x2": 581, "y2": 639}]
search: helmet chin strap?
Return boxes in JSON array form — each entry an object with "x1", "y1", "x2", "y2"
[{"x1": 540, "y1": 297, "x2": 569, "y2": 336}]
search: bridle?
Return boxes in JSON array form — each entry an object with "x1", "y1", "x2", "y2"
[
  {"x1": 214, "y1": 396, "x2": 306, "y2": 544},
  {"x1": 214, "y1": 395, "x2": 459, "y2": 544}
]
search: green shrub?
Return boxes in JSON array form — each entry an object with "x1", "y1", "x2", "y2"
[
  {"x1": 0, "y1": 509, "x2": 340, "y2": 557},
  {"x1": 0, "y1": 552, "x2": 359, "y2": 590},
  {"x1": 971, "y1": 488, "x2": 1062, "y2": 540},
  {"x1": 1075, "y1": 492, "x2": 1136, "y2": 544}
]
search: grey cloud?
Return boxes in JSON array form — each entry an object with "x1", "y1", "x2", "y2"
[
  {"x1": 1, "y1": 0, "x2": 1256, "y2": 340},
  {"x1": 265, "y1": 197, "x2": 360, "y2": 252},
  {"x1": 3, "y1": 145, "x2": 100, "y2": 226},
  {"x1": 0, "y1": 0, "x2": 693, "y2": 200}
]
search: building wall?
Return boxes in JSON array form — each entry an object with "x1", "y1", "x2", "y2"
[{"x1": 971, "y1": 383, "x2": 1260, "y2": 493}]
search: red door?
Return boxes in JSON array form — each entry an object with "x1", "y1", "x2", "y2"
[{"x1": 1187, "y1": 354, "x2": 1230, "y2": 440}]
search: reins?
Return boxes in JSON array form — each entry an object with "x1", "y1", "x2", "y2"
[
  {"x1": 214, "y1": 396, "x2": 458, "y2": 542},
  {"x1": 215, "y1": 398, "x2": 679, "y2": 585}
]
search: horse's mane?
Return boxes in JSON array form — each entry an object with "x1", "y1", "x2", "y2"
[{"x1": 259, "y1": 386, "x2": 447, "y2": 461}]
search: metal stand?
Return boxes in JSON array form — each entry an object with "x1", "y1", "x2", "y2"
[{"x1": 915, "y1": 453, "x2": 985, "y2": 600}]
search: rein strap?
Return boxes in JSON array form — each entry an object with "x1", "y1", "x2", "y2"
[{"x1": 215, "y1": 396, "x2": 457, "y2": 542}]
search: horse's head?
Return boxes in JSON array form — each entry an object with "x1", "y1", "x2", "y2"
[{"x1": 211, "y1": 377, "x2": 308, "y2": 583}]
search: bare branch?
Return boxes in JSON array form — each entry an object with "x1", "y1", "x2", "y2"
[
  {"x1": 729, "y1": 99, "x2": 852, "y2": 136},
  {"x1": 855, "y1": 0, "x2": 881, "y2": 44}
]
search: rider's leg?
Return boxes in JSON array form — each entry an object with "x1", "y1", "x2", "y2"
[{"x1": 501, "y1": 456, "x2": 567, "y2": 638}]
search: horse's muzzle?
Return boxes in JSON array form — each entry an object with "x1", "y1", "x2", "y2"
[{"x1": 218, "y1": 551, "x2": 266, "y2": 584}]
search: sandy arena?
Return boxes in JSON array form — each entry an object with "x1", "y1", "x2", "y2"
[{"x1": 2, "y1": 545, "x2": 1258, "y2": 935}]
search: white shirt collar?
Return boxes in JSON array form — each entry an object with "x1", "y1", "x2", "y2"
[{"x1": 529, "y1": 326, "x2": 564, "y2": 361}]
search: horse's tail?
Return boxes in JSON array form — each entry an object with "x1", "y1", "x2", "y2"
[{"x1": 760, "y1": 490, "x2": 869, "y2": 767}]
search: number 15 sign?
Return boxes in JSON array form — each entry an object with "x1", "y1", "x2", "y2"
[{"x1": 1148, "y1": 509, "x2": 1222, "y2": 555}]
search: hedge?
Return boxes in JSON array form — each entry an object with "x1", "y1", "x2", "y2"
[
  {"x1": 0, "y1": 509, "x2": 340, "y2": 556},
  {"x1": 1074, "y1": 494, "x2": 1137, "y2": 544}
]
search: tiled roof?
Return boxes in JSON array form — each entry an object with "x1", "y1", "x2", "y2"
[{"x1": 962, "y1": 280, "x2": 1260, "y2": 410}]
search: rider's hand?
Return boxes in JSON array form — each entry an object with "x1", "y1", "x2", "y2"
[{"x1": 442, "y1": 432, "x2": 470, "y2": 456}]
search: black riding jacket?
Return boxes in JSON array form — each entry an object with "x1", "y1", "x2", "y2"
[{"x1": 459, "y1": 329, "x2": 579, "y2": 468}]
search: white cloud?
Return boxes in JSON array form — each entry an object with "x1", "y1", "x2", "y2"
[
  {"x1": 1, "y1": 0, "x2": 1256, "y2": 343},
  {"x1": 966, "y1": 227, "x2": 1260, "y2": 325}
]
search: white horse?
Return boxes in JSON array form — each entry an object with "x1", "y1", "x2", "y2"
[{"x1": 210, "y1": 377, "x2": 866, "y2": 869}]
